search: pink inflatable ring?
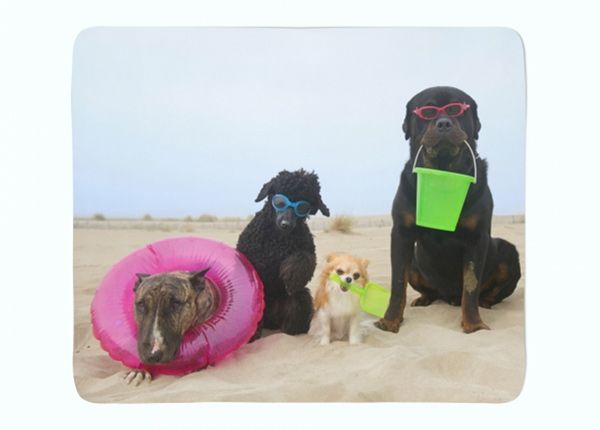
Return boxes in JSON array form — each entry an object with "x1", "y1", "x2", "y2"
[{"x1": 91, "y1": 236, "x2": 264, "y2": 375}]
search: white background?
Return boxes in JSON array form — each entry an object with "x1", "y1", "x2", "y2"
[{"x1": 1, "y1": 1, "x2": 599, "y2": 429}]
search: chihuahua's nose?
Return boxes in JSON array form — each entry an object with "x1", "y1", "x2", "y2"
[
  {"x1": 435, "y1": 117, "x2": 453, "y2": 132},
  {"x1": 345, "y1": 276, "x2": 353, "y2": 283}
]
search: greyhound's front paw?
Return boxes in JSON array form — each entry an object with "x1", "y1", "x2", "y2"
[
  {"x1": 374, "y1": 317, "x2": 402, "y2": 333},
  {"x1": 123, "y1": 369, "x2": 152, "y2": 386}
]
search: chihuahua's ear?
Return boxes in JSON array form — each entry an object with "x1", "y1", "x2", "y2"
[
  {"x1": 360, "y1": 258, "x2": 370, "y2": 269},
  {"x1": 255, "y1": 179, "x2": 274, "y2": 202},
  {"x1": 326, "y1": 253, "x2": 338, "y2": 264},
  {"x1": 133, "y1": 273, "x2": 150, "y2": 292},
  {"x1": 189, "y1": 268, "x2": 210, "y2": 293}
]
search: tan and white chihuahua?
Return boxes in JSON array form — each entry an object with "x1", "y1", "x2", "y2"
[{"x1": 314, "y1": 253, "x2": 369, "y2": 345}]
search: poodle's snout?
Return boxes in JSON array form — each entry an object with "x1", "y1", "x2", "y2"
[{"x1": 275, "y1": 209, "x2": 297, "y2": 233}]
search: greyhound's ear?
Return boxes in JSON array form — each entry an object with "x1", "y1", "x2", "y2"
[
  {"x1": 133, "y1": 273, "x2": 150, "y2": 292},
  {"x1": 470, "y1": 99, "x2": 481, "y2": 140},
  {"x1": 189, "y1": 268, "x2": 209, "y2": 293},
  {"x1": 255, "y1": 179, "x2": 274, "y2": 202}
]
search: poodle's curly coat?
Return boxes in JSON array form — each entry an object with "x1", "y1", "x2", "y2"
[{"x1": 237, "y1": 169, "x2": 330, "y2": 337}]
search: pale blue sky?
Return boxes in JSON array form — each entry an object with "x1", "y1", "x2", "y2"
[{"x1": 72, "y1": 27, "x2": 525, "y2": 218}]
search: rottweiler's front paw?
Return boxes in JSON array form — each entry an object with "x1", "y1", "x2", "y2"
[
  {"x1": 461, "y1": 320, "x2": 490, "y2": 333},
  {"x1": 123, "y1": 369, "x2": 152, "y2": 386},
  {"x1": 374, "y1": 318, "x2": 402, "y2": 333}
]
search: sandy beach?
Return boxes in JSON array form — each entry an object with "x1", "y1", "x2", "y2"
[{"x1": 73, "y1": 216, "x2": 525, "y2": 403}]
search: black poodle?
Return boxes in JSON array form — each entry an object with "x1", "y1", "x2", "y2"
[{"x1": 237, "y1": 169, "x2": 330, "y2": 338}]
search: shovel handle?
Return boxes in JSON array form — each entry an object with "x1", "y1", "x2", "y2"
[{"x1": 328, "y1": 273, "x2": 365, "y2": 296}]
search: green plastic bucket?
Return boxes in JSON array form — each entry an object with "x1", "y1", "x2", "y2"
[
  {"x1": 329, "y1": 273, "x2": 390, "y2": 318},
  {"x1": 412, "y1": 140, "x2": 477, "y2": 232}
]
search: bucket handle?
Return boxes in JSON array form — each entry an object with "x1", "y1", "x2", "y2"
[{"x1": 412, "y1": 140, "x2": 477, "y2": 184}]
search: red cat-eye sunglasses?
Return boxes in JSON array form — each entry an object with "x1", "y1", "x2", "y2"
[{"x1": 412, "y1": 102, "x2": 471, "y2": 120}]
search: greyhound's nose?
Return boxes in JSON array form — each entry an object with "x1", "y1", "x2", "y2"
[
  {"x1": 345, "y1": 276, "x2": 353, "y2": 283},
  {"x1": 436, "y1": 117, "x2": 453, "y2": 132},
  {"x1": 147, "y1": 350, "x2": 163, "y2": 363}
]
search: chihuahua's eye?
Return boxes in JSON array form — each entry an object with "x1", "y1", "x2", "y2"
[
  {"x1": 336, "y1": 269, "x2": 344, "y2": 276},
  {"x1": 353, "y1": 272, "x2": 360, "y2": 280}
]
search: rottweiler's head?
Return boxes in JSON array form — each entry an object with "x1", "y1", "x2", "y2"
[
  {"x1": 132, "y1": 269, "x2": 215, "y2": 364},
  {"x1": 403, "y1": 86, "x2": 481, "y2": 170}
]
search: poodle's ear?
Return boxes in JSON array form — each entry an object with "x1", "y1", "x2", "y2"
[
  {"x1": 318, "y1": 199, "x2": 330, "y2": 217},
  {"x1": 326, "y1": 252, "x2": 338, "y2": 263},
  {"x1": 311, "y1": 193, "x2": 330, "y2": 217},
  {"x1": 255, "y1": 179, "x2": 274, "y2": 202}
]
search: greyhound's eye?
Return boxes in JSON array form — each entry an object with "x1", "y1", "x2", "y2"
[
  {"x1": 336, "y1": 269, "x2": 344, "y2": 276},
  {"x1": 353, "y1": 272, "x2": 360, "y2": 280},
  {"x1": 170, "y1": 298, "x2": 185, "y2": 309},
  {"x1": 135, "y1": 302, "x2": 147, "y2": 314}
]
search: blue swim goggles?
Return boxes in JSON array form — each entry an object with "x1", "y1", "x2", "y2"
[{"x1": 271, "y1": 194, "x2": 312, "y2": 218}]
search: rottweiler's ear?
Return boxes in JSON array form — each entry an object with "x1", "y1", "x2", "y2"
[
  {"x1": 133, "y1": 273, "x2": 150, "y2": 292},
  {"x1": 189, "y1": 268, "x2": 209, "y2": 293},
  {"x1": 255, "y1": 179, "x2": 274, "y2": 202},
  {"x1": 470, "y1": 100, "x2": 481, "y2": 140},
  {"x1": 402, "y1": 102, "x2": 413, "y2": 140}
]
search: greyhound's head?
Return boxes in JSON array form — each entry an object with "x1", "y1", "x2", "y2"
[{"x1": 132, "y1": 269, "x2": 217, "y2": 364}]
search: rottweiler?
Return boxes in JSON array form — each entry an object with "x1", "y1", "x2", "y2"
[{"x1": 375, "y1": 86, "x2": 521, "y2": 334}]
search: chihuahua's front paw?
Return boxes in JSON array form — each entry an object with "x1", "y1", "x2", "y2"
[
  {"x1": 123, "y1": 369, "x2": 152, "y2": 386},
  {"x1": 349, "y1": 335, "x2": 362, "y2": 345},
  {"x1": 319, "y1": 335, "x2": 330, "y2": 346}
]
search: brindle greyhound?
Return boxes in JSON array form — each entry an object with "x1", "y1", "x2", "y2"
[{"x1": 123, "y1": 268, "x2": 218, "y2": 385}]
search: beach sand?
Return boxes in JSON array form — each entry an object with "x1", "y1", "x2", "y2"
[{"x1": 73, "y1": 217, "x2": 525, "y2": 402}]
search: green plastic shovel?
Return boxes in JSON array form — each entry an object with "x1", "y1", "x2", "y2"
[{"x1": 328, "y1": 273, "x2": 391, "y2": 318}]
